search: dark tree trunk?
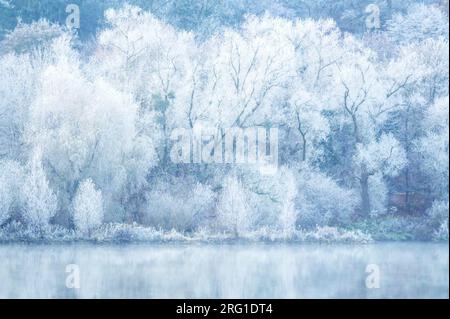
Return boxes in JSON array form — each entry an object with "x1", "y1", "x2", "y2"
[
  {"x1": 301, "y1": 132, "x2": 307, "y2": 162},
  {"x1": 360, "y1": 166, "x2": 371, "y2": 216}
]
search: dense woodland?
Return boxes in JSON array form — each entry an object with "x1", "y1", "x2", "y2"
[{"x1": 0, "y1": 1, "x2": 448, "y2": 242}]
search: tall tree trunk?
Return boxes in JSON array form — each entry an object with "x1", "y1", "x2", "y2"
[
  {"x1": 351, "y1": 114, "x2": 371, "y2": 217},
  {"x1": 161, "y1": 97, "x2": 169, "y2": 169},
  {"x1": 360, "y1": 165, "x2": 371, "y2": 216},
  {"x1": 300, "y1": 132, "x2": 307, "y2": 162},
  {"x1": 405, "y1": 167, "x2": 410, "y2": 214},
  {"x1": 296, "y1": 111, "x2": 307, "y2": 162},
  {"x1": 404, "y1": 105, "x2": 411, "y2": 214}
]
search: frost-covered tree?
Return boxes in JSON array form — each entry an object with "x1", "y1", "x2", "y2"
[
  {"x1": 0, "y1": 52, "x2": 45, "y2": 161},
  {"x1": 93, "y1": 5, "x2": 197, "y2": 167},
  {"x1": 27, "y1": 35, "x2": 156, "y2": 223},
  {"x1": 279, "y1": 19, "x2": 344, "y2": 165},
  {"x1": 417, "y1": 97, "x2": 449, "y2": 200},
  {"x1": 198, "y1": 15, "x2": 296, "y2": 128},
  {"x1": 216, "y1": 175, "x2": 253, "y2": 236},
  {"x1": 383, "y1": 37, "x2": 448, "y2": 213},
  {"x1": 278, "y1": 168, "x2": 297, "y2": 237},
  {"x1": 0, "y1": 160, "x2": 24, "y2": 225},
  {"x1": 21, "y1": 149, "x2": 57, "y2": 231},
  {"x1": 353, "y1": 134, "x2": 407, "y2": 215},
  {"x1": 388, "y1": 38, "x2": 449, "y2": 106},
  {"x1": 386, "y1": 4, "x2": 449, "y2": 44},
  {"x1": 287, "y1": 85, "x2": 330, "y2": 162},
  {"x1": 323, "y1": 34, "x2": 412, "y2": 216},
  {"x1": 73, "y1": 179, "x2": 104, "y2": 236},
  {"x1": 0, "y1": 19, "x2": 63, "y2": 55}
]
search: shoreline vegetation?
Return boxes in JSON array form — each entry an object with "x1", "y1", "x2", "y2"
[
  {"x1": 0, "y1": 2, "x2": 448, "y2": 244},
  {"x1": 0, "y1": 219, "x2": 448, "y2": 244}
]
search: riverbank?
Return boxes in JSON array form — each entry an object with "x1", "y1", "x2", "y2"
[
  {"x1": 0, "y1": 221, "x2": 374, "y2": 244},
  {"x1": 1, "y1": 220, "x2": 447, "y2": 244}
]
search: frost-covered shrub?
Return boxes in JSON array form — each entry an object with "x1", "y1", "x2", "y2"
[
  {"x1": 301, "y1": 226, "x2": 373, "y2": 243},
  {"x1": 351, "y1": 215, "x2": 436, "y2": 241},
  {"x1": 73, "y1": 179, "x2": 104, "y2": 236},
  {"x1": 277, "y1": 168, "x2": 298, "y2": 238},
  {"x1": 427, "y1": 200, "x2": 448, "y2": 227},
  {"x1": 227, "y1": 167, "x2": 300, "y2": 233},
  {"x1": 143, "y1": 177, "x2": 215, "y2": 231},
  {"x1": 0, "y1": 179, "x2": 12, "y2": 225},
  {"x1": 0, "y1": 221, "x2": 75, "y2": 243},
  {"x1": 233, "y1": 166, "x2": 325, "y2": 231},
  {"x1": 295, "y1": 168, "x2": 358, "y2": 228},
  {"x1": 90, "y1": 223, "x2": 189, "y2": 243},
  {"x1": 427, "y1": 200, "x2": 449, "y2": 241},
  {"x1": 223, "y1": 169, "x2": 271, "y2": 229},
  {"x1": 216, "y1": 175, "x2": 253, "y2": 236},
  {"x1": 92, "y1": 223, "x2": 147, "y2": 242},
  {"x1": 21, "y1": 150, "x2": 57, "y2": 231},
  {"x1": 434, "y1": 220, "x2": 449, "y2": 241},
  {"x1": 0, "y1": 160, "x2": 25, "y2": 225}
]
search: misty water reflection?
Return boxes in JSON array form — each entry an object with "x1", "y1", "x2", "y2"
[{"x1": 0, "y1": 242, "x2": 448, "y2": 298}]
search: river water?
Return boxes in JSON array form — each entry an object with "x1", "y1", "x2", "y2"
[{"x1": 0, "y1": 242, "x2": 448, "y2": 298}]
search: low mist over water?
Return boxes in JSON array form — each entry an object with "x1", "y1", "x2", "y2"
[{"x1": 0, "y1": 243, "x2": 447, "y2": 298}]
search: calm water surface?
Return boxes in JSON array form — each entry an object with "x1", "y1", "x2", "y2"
[{"x1": 0, "y1": 242, "x2": 448, "y2": 298}]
